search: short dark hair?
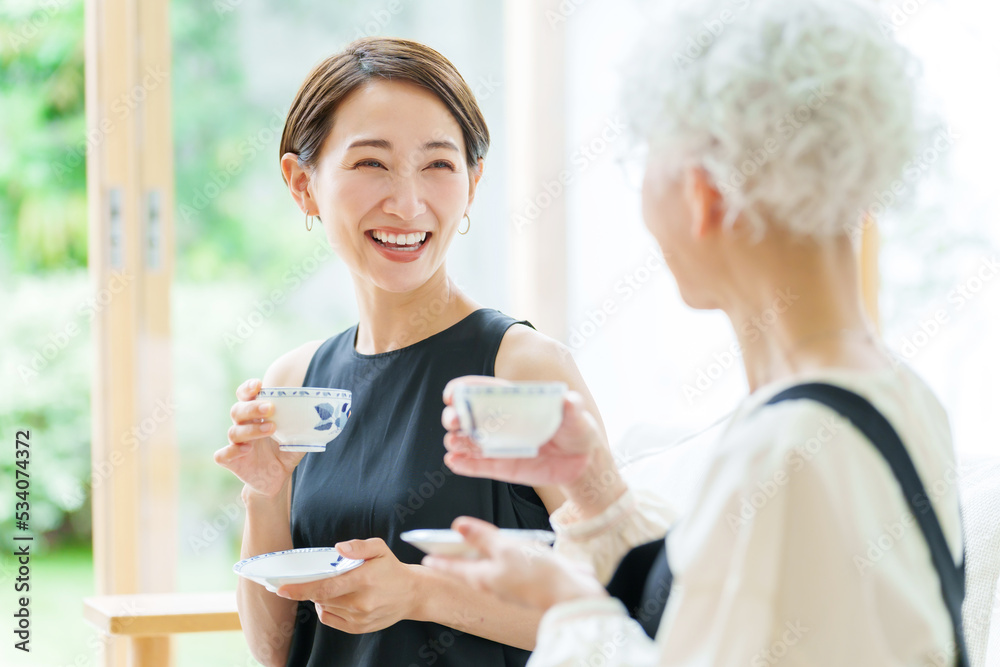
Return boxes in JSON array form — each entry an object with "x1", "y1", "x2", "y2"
[{"x1": 279, "y1": 37, "x2": 490, "y2": 179}]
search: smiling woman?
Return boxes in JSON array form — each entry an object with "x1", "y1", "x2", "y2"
[
  {"x1": 212, "y1": 37, "x2": 608, "y2": 667},
  {"x1": 282, "y1": 80, "x2": 475, "y2": 292}
]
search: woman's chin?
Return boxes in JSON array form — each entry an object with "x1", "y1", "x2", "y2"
[
  {"x1": 370, "y1": 271, "x2": 434, "y2": 295},
  {"x1": 676, "y1": 287, "x2": 717, "y2": 311}
]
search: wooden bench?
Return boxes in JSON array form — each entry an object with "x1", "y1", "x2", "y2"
[{"x1": 83, "y1": 592, "x2": 241, "y2": 666}]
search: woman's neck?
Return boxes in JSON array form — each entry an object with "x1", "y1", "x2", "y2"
[
  {"x1": 351, "y1": 266, "x2": 479, "y2": 354},
  {"x1": 722, "y1": 233, "x2": 892, "y2": 392}
]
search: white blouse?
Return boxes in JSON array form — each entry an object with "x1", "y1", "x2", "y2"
[{"x1": 535, "y1": 365, "x2": 963, "y2": 666}]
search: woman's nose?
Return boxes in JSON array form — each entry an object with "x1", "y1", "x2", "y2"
[{"x1": 382, "y1": 174, "x2": 427, "y2": 221}]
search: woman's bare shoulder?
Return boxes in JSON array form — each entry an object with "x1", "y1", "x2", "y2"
[
  {"x1": 494, "y1": 323, "x2": 576, "y2": 381},
  {"x1": 262, "y1": 339, "x2": 327, "y2": 388}
]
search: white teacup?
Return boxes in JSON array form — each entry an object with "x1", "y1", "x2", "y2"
[
  {"x1": 452, "y1": 381, "x2": 567, "y2": 458},
  {"x1": 258, "y1": 387, "x2": 352, "y2": 452}
]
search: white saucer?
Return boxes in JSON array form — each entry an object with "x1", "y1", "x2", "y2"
[
  {"x1": 401, "y1": 528, "x2": 556, "y2": 558},
  {"x1": 233, "y1": 547, "x2": 364, "y2": 593}
]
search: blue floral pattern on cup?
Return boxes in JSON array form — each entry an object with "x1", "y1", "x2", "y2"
[
  {"x1": 257, "y1": 387, "x2": 352, "y2": 452},
  {"x1": 258, "y1": 388, "x2": 352, "y2": 399},
  {"x1": 312, "y1": 403, "x2": 351, "y2": 432}
]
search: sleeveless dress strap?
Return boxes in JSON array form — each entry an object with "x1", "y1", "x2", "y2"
[{"x1": 463, "y1": 308, "x2": 534, "y2": 376}]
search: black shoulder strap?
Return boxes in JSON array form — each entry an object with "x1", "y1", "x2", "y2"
[
  {"x1": 469, "y1": 308, "x2": 533, "y2": 377},
  {"x1": 767, "y1": 382, "x2": 968, "y2": 667}
]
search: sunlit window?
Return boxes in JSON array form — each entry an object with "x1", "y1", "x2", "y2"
[{"x1": 565, "y1": 0, "x2": 999, "y2": 463}]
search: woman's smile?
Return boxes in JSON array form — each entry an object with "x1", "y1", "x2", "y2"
[
  {"x1": 287, "y1": 79, "x2": 479, "y2": 292},
  {"x1": 365, "y1": 228, "x2": 433, "y2": 263}
]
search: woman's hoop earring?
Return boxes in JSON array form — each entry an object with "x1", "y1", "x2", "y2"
[
  {"x1": 305, "y1": 212, "x2": 313, "y2": 232},
  {"x1": 458, "y1": 214, "x2": 471, "y2": 235}
]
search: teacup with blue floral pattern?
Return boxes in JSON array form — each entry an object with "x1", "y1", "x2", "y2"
[{"x1": 258, "y1": 387, "x2": 352, "y2": 452}]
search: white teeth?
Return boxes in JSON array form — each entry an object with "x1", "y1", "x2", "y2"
[{"x1": 371, "y1": 230, "x2": 427, "y2": 247}]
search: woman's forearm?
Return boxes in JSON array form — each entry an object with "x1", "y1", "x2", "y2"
[
  {"x1": 237, "y1": 484, "x2": 298, "y2": 667},
  {"x1": 411, "y1": 565, "x2": 542, "y2": 650},
  {"x1": 559, "y1": 443, "x2": 630, "y2": 522}
]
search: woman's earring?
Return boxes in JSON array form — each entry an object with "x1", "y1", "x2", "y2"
[
  {"x1": 458, "y1": 214, "x2": 471, "y2": 235},
  {"x1": 305, "y1": 212, "x2": 313, "y2": 232}
]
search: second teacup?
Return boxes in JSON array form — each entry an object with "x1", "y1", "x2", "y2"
[{"x1": 452, "y1": 381, "x2": 567, "y2": 458}]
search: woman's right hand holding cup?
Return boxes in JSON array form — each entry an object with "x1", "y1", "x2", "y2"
[
  {"x1": 441, "y1": 376, "x2": 604, "y2": 487},
  {"x1": 441, "y1": 376, "x2": 628, "y2": 520},
  {"x1": 215, "y1": 378, "x2": 305, "y2": 500}
]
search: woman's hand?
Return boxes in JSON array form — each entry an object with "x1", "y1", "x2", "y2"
[
  {"x1": 423, "y1": 517, "x2": 607, "y2": 611},
  {"x1": 275, "y1": 538, "x2": 422, "y2": 634},
  {"x1": 441, "y1": 376, "x2": 604, "y2": 488},
  {"x1": 214, "y1": 378, "x2": 306, "y2": 499}
]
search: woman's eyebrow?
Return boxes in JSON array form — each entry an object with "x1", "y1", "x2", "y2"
[
  {"x1": 345, "y1": 138, "x2": 459, "y2": 152},
  {"x1": 424, "y1": 140, "x2": 459, "y2": 153},
  {"x1": 347, "y1": 138, "x2": 392, "y2": 150}
]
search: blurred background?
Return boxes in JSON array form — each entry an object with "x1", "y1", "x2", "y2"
[{"x1": 1, "y1": 0, "x2": 997, "y2": 665}]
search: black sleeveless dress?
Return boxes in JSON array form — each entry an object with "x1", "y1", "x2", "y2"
[{"x1": 286, "y1": 308, "x2": 551, "y2": 667}]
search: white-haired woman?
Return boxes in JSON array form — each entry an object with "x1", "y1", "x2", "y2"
[{"x1": 427, "y1": 0, "x2": 968, "y2": 665}]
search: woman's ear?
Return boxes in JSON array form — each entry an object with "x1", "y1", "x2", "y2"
[
  {"x1": 683, "y1": 166, "x2": 724, "y2": 239},
  {"x1": 466, "y1": 158, "x2": 485, "y2": 214},
  {"x1": 281, "y1": 153, "x2": 317, "y2": 214}
]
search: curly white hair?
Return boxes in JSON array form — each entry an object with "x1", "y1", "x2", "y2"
[{"x1": 624, "y1": 0, "x2": 928, "y2": 239}]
